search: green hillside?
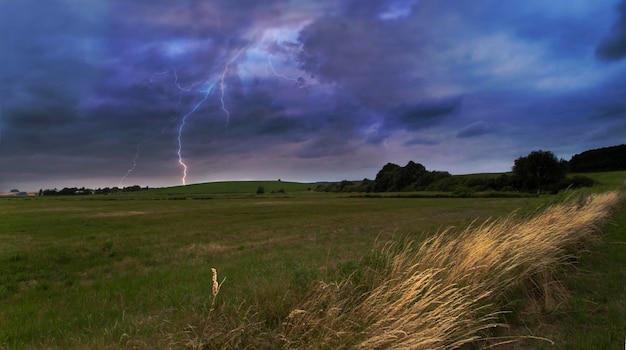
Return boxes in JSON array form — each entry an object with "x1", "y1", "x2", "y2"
[
  {"x1": 143, "y1": 180, "x2": 316, "y2": 196},
  {"x1": 578, "y1": 170, "x2": 626, "y2": 190}
]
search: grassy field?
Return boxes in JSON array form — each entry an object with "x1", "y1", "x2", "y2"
[
  {"x1": 0, "y1": 172, "x2": 624, "y2": 349},
  {"x1": 142, "y1": 180, "x2": 316, "y2": 196}
]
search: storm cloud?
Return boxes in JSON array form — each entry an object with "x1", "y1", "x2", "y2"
[
  {"x1": 1, "y1": 0, "x2": 625, "y2": 190},
  {"x1": 597, "y1": 0, "x2": 626, "y2": 60}
]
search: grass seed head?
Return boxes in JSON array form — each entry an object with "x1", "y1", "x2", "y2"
[{"x1": 211, "y1": 268, "x2": 219, "y2": 297}]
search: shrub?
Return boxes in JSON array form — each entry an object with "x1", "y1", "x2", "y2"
[
  {"x1": 567, "y1": 175, "x2": 595, "y2": 188},
  {"x1": 453, "y1": 185, "x2": 474, "y2": 197}
]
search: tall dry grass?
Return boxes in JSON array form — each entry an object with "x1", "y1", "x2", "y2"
[
  {"x1": 281, "y1": 191, "x2": 624, "y2": 349},
  {"x1": 179, "y1": 268, "x2": 283, "y2": 350}
]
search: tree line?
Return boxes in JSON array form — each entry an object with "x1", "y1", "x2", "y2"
[
  {"x1": 317, "y1": 148, "x2": 611, "y2": 194},
  {"x1": 39, "y1": 185, "x2": 148, "y2": 196},
  {"x1": 569, "y1": 144, "x2": 626, "y2": 172}
]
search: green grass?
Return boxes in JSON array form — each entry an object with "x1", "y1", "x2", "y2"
[
  {"x1": 0, "y1": 194, "x2": 543, "y2": 348},
  {"x1": 576, "y1": 170, "x2": 626, "y2": 192},
  {"x1": 136, "y1": 180, "x2": 316, "y2": 197},
  {"x1": 0, "y1": 172, "x2": 624, "y2": 349},
  {"x1": 503, "y1": 173, "x2": 626, "y2": 349},
  {"x1": 539, "y1": 201, "x2": 626, "y2": 349}
]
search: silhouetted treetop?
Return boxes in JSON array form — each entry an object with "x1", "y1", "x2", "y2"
[{"x1": 569, "y1": 144, "x2": 626, "y2": 172}]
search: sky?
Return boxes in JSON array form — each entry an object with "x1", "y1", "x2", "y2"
[{"x1": 2, "y1": 0, "x2": 626, "y2": 191}]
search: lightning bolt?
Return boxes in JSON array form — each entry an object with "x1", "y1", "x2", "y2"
[
  {"x1": 220, "y1": 44, "x2": 250, "y2": 127},
  {"x1": 151, "y1": 67, "x2": 201, "y2": 92},
  {"x1": 118, "y1": 117, "x2": 177, "y2": 188},
  {"x1": 121, "y1": 42, "x2": 253, "y2": 186},
  {"x1": 267, "y1": 57, "x2": 308, "y2": 88},
  {"x1": 267, "y1": 57, "x2": 297, "y2": 84},
  {"x1": 120, "y1": 67, "x2": 198, "y2": 186},
  {"x1": 119, "y1": 143, "x2": 143, "y2": 188},
  {"x1": 177, "y1": 81, "x2": 216, "y2": 185}
]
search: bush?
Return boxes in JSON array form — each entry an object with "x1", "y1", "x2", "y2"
[
  {"x1": 453, "y1": 185, "x2": 474, "y2": 197},
  {"x1": 426, "y1": 177, "x2": 461, "y2": 192},
  {"x1": 568, "y1": 175, "x2": 595, "y2": 188}
]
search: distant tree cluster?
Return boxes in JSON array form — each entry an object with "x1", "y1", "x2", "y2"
[
  {"x1": 316, "y1": 161, "x2": 452, "y2": 193},
  {"x1": 318, "y1": 150, "x2": 596, "y2": 195},
  {"x1": 316, "y1": 179, "x2": 375, "y2": 193},
  {"x1": 372, "y1": 161, "x2": 452, "y2": 192},
  {"x1": 512, "y1": 150, "x2": 567, "y2": 192},
  {"x1": 40, "y1": 185, "x2": 148, "y2": 196},
  {"x1": 568, "y1": 144, "x2": 626, "y2": 172}
]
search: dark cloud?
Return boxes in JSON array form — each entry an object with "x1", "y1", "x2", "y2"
[
  {"x1": 386, "y1": 99, "x2": 461, "y2": 131},
  {"x1": 597, "y1": 0, "x2": 626, "y2": 60},
  {"x1": 456, "y1": 121, "x2": 491, "y2": 138},
  {"x1": 589, "y1": 87, "x2": 626, "y2": 119},
  {"x1": 296, "y1": 12, "x2": 431, "y2": 110},
  {"x1": 2, "y1": 0, "x2": 626, "y2": 190},
  {"x1": 295, "y1": 126, "x2": 359, "y2": 159},
  {"x1": 256, "y1": 116, "x2": 306, "y2": 136}
]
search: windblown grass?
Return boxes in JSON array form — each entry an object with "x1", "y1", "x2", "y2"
[
  {"x1": 279, "y1": 191, "x2": 623, "y2": 349},
  {"x1": 3, "y1": 195, "x2": 538, "y2": 349},
  {"x1": 2, "y1": 187, "x2": 622, "y2": 348}
]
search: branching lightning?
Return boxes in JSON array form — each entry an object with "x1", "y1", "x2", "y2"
[
  {"x1": 267, "y1": 57, "x2": 308, "y2": 88},
  {"x1": 121, "y1": 42, "x2": 256, "y2": 186},
  {"x1": 220, "y1": 44, "x2": 250, "y2": 127},
  {"x1": 177, "y1": 82, "x2": 216, "y2": 185},
  {"x1": 118, "y1": 117, "x2": 177, "y2": 188},
  {"x1": 119, "y1": 67, "x2": 198, "y2": 187},
  {"x1": 119, "y1": 142, "x2": 145, "y2": 188},
  {"x1": 150, "y1": 67, "x2": 201, "y2": 92},
  {"x1": 267, "y1": 57, "x2": 297, "y2": 84}
]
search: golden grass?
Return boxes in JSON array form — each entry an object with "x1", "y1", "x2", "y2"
[{"x1": 281, "y1": 191, "x2": 624, "y2": 349}]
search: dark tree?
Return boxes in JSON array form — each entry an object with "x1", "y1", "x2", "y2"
[
  {"x1": 59, "y1": 187, "x2": 78, "y2": 196},
  {"x1": 374, "y1": 163, "x2": 402, "y2": 192},
  {"x1": 569, "y1": 144, "x2": 626, "y2": 172},
  {"x1": 122, "y1": 185, "x2": 142, "y2": 192},
  {"x1": 42, "y1": 188, "x2": 59, "y2": 196},
  {"x1": 371, "y1": 161, "x2": 448, "y2": 192},
  {"x1": 357, "y1": 178, "x2": 374, "y2": 192},
  {"x1": 397, "y1": 161, "x2": 428, "y2": 190},
  {"x1": 512, "y1": 150, "x2": 567, "y2": 192}
]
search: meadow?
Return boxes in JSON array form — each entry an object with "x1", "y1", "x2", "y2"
[{"x1": 1, "y1": 173, "x2": 625, "y2": 349}]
